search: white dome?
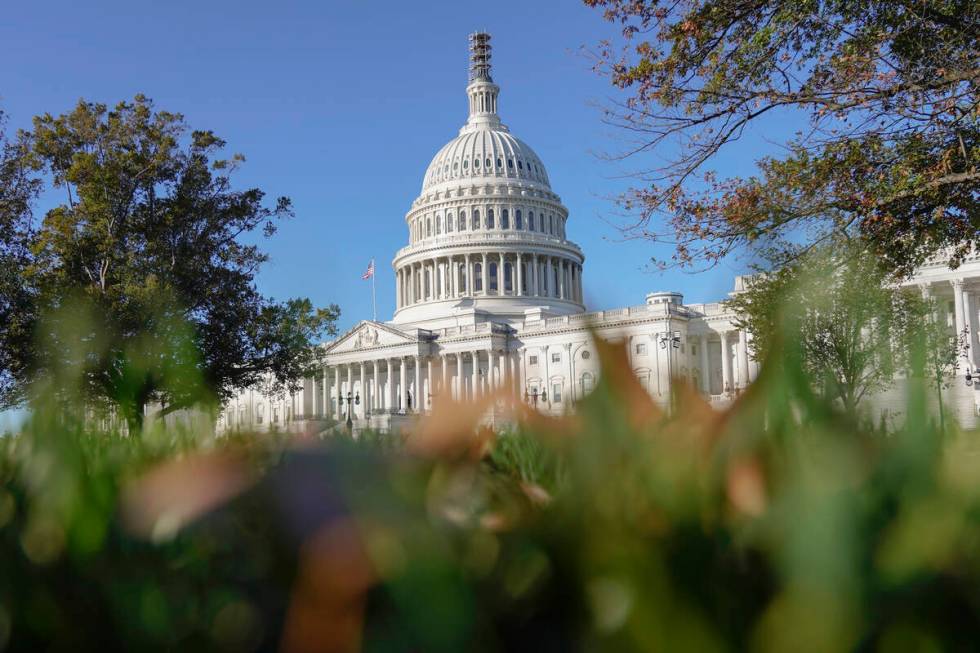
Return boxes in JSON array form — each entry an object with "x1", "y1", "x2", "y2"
[{"x1": 422, "y1": 128, "x2": 551, "y2": 191}]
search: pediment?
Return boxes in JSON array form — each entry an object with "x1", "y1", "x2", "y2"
[{"x1": 326, "y1": 321, "x2": 417, "y2": 354}]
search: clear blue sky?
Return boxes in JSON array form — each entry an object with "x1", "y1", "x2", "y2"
[{"x1": 2, "y1": 0, "x2": 792, "y2": 337}]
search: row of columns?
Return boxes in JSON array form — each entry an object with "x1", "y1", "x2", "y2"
[
  {"x1": 697, "y1": 330, "x2": 756, "y2": 396},
  {"x1": 314, "y1": 350, "x2": 522, "y2": 419},
  {"x1": 396, "y1": 253, "x2": 582, "y2": 308},
  {"x1": 922, "y1": 278, "x2": 978, "y2": 370}
]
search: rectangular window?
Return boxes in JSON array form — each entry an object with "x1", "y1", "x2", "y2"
[
  {"x1": 551, "y1": 352, "x2": 561, "y2": 364},
  {"x1": 692, "y1": 344, "x2": 698, "y2": 356},
  {"x1": 635, "y1": 343, "x2": 647, "y2": 356},
  {"x1": 552, "y1": 384, "x2": 562, "y2": 403},
  {"x1": 529, "y1": 355, "x2": 538, "y2": 366}
]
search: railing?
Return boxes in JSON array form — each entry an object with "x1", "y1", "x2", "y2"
[{"x1": 394, "y1": 231, "x2": 583, "y2": 260}]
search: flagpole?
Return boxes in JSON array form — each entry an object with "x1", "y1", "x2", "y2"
[{"x1": 371, "y1": 259, "x2": 377, "y2": 321}]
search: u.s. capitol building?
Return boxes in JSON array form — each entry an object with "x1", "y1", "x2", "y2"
[{"x1": 219, "y1": 33, "x2": 980, "y2": 433}]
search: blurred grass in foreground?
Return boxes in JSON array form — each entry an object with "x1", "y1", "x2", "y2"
[{"x1": 2, "y1": 327, "x2": 980, "y2": 652}]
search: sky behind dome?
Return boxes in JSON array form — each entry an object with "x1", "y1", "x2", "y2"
[{"x1": 2, "y1": 0, "x2": 798, "y2": 337}]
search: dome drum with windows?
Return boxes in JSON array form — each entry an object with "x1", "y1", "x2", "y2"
[{"x1": 392, "y1": 33, "x2": 584, "y2": 328}]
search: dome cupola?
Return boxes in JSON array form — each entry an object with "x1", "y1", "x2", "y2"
[{"x1": 392, "y1": 33, "x2": 585, "y2": 328}]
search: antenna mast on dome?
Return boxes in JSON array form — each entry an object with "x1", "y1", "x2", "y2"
[{"x1": 468, "y1": 32, "x2": 493, "y2": 82}]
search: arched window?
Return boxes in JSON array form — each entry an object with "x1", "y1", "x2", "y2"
[
  {"x1": 436, "y1": 215, "x2": 442, "y2": 234},
  {"x1": 446, "y1": 213, "x2": 454, "y2": 232},
  {"x1": 496, "y1": 157, "x2": 502, "y2": 168},
  {"x1": 515, "y1": 209, "x2": 523, "y2": 230},
  {"x1": 463, "y1": 159, "x2": 468, "y2": 169},
  {"x1": 529, "y1": 211, "x2": 535, "y2": 231},
  {"x1": 426, "y1": 218, "x2": 432, "y2": 237},
  {"x1": 507, "y1": 159, "x2": 514, "y2": 169},
  {"x1": 425, "y1": 269, "x2": 431, "y2": 297},
  {"x1": 518, "y1": 160, "x2": 523, "y2": 169},
  {"x1": 504, "y1": 262, "x2": 513, "y2": 292},
  {"x1": 581, "y1": 372, "x2": 595, "y2": 394},
  {"x1": 474, "y1": 158, "x2": 480, "y2": 169},
  {"x1": 453, "y1": 161, "x2": 458, "y2": 170},
  {"x1": 472, "y1": 209, "x2": 480, "y2": 230},
  {"x1": 458, "y1": 263, "x2": 467, "y2": 292},
  {"x1": 458, "y1": 211, "x2": 466, "y2": 231},
  {"x1": 486, "y1": 157, "x2": 491, "y2": 168},
  {"x1": 549, "y1": 215, "x2": 554, "y2": 234},
  {"x1": 501, "y1": 209, "x2": 509, "y2": 229},
  {"x1": 489, "y1": 262, "x2": 498, "y2": 292},
  {"x1": 486, "y1": 208, "x2": 495, "y2": 229},
  {"x1": 474, "y1": 263, "x2": 483, "y2": 292}
]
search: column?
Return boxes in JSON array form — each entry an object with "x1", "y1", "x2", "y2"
[
  {"x1": 372, "y1": 360, "x2": 380, "y2": 414},
  {"x1": 453, "y1": 353, "x2": 463, "y2": 401},
  {"x1": 720, "y1": 331, "x2": 732, "y2": 396},
  {"x1": 396, "y1": 268, "x2": 402, "y2": 309},
  {"x1": 386, "y1": 359, "x2": 394, "y2": 410},
  {"x1": 557, "y1": 259, "x2": 568, "y2": 299},
  {"x1": 699, "y1": 335, "x2": 710, "y2": 394},
  {"x1": 471, "y1": 351, "x2": 480, "y2": 400},
  {"x1": 516, "y1": 253, "x2": 524, "y2": 297},
  {"x1": 464, "y1": 254, "x2": 471, "y2": 296},
  {"x1": 737, "y1": 330, "x2": 750, "y2": 389},
  {"x1": 426, "y1": 357, "x2": 433, "y2": 409},
  {"x1": 414, "y1": 355, "x2": 422, "y2": 412},
  {"x1": 359, "y1": 362, "x2": 366, "y2": 417},
  {"x1": 321, "y1": 366, "x2": 328, "y2": 417},
  {"x1": 963, "y1": 286, "x2": 978, "y2": 368},
  {"x1": 489, "y1": 349, "x2": 498, "y2": 390},
  {"x1": 503, "y1": 347, "x2": 511, "y2": 390},
  {"x1": 441, "y1": 355, "x2": 448, "y2": 395},
  {"x1": 481, "y1": 253, "x2": 488, "y2": 295},
  {"x1": 953, "y1": 280, "x2": 967, "y2": 371},
  {"x1": 399, "y1": 358, "x2": 408, "y2": 412}
]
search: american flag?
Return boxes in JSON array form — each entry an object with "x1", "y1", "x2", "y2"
[{"x1": 361, "y1": 259, "x2": 375, "y2": 280}]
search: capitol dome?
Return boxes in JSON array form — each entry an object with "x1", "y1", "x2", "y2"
[
  {"x1": 422, "y1": 128, "x2": 552, "y2": 191},
  {"x1": 391, "y1": 33, "x2": 584, "y2": 328}
]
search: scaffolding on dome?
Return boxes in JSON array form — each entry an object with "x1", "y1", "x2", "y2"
[{"x1": 468, "y1": 32, "x2": 493, "y2": 82}]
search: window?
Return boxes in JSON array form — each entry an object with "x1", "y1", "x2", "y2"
[
  {"x1": 635, "y1": 343, "x2": 648, "y2": 356},
  {"x1": 459, "y1": 263, "x2": 467, "y2": 292},
  {"x1": 581, "y1": 372, "x2": 594, "y2": 393},
  {"x1": 504, "y1": 262, "x2": 513, "y2": 292},
  {"x1": 463, "y1": 159, "x2": 468, "y2": 169},
  {"x1": 552, "y1": 383, "x2": 562, "y2": 403},
  {"x1": 489, "y1": 262, "x2": 498, "y2": 292},
  {"x1": 692, "y1": 344, "x2": 698, "y2": 356},
  {"x1": 496, "y1": 157, "x2": 502, "y2": 168},
  {"x1": 426, "y1": 218, "x2": 432, "y2": 237},
  {"x1": 502, "y1": 209, "x2": 509, "y2": 229},
  {"x1": 447, "y1": 213, "x2": 454, "y2": 232},
  {"x1": 273, "y1": 407, "x2": 280, "y2": 423},
  {"x1": 453, "y1": 161, "x2": 458, "y2": 170},
  {"x1": 507, "y1": 159, "x2": 514, "y2": 169},
  {"x1": 518, "y1": 160, "x2": 523, "y2": 169},
  {"x1": 474, "y1": 263, "x2": 483, "y2": 291},
  {"x1": 256, "y1": 403, "x2": 264, "y2": 424},
  {"x1": 436, "y1": 215, "x2": 442, "y2": 234},
  {"x1": 548, "y1": 215, "x2": 554, "y2": 234},
  {"x1": 473, "y1": 209, "x2": 480, "y2": 230},
  {"x1": 516, "y1": 209, "x2": 523, "y2": 229},
  {"x1": 529, "y1": 212, "x2": 535, "y2": 231},
  {"x1": 486, "y1": 158, "x2": 491, "y2": 168},
  {"x1": 551, "y1": 352, "x2": 561, "y2": 364},
  {"x1": 581, "y1": 350, "x2": 591, "y2": 360},
  {"x1": 529, "y1": 355, "x2": 538, "y2": 366},
  {"x1": 486, "y1": 208, "x2": 495, "y2": 229},
  {"x1": 474, "y1": 158, "x2": 480, "y2": 169},
  {"x1": 458, "y1": 211, "x2": 466, "y2": 231}
]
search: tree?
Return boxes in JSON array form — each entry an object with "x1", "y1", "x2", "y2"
[
  {"x1": 907, "y1": 295, "x2": 967, "y2": 430},
  {"x1": 585, "y1": 0, "x2": 979, "y2": 275},
  {"x1": 727, "y1": 243, "x2": 928, "y2": 413},
  {"x1": 1, "y1": 96, "x2": 339, "y2": 430}
]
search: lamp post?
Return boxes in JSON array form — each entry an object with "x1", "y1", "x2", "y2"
[
  {"x1": 341, "y1": 390, "x2": 360, "y2": 434},
  {"x1": 524, "y1": 385, "x2": 547, "y2": 407}
]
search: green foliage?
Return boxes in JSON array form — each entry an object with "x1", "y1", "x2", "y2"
[
  {"x1": 4, "y1": 313, "x2": 980, "y2": 650},
  {"x1": 0, "y1": 97, "x2": 339, "y2": 426},
  {"x1": 727, "y1": 242, "x2": 959, "y2": 413},
  {"x1": 585, "y1": 0, "x2": 979, "y2": 273}
]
